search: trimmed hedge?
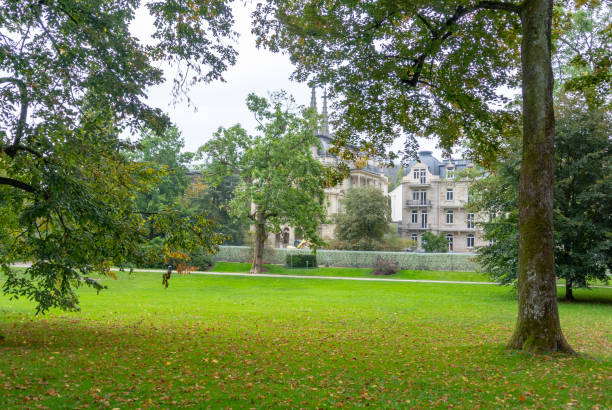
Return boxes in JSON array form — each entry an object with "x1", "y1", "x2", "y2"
[
  {"x1": 213, "y1": 246, "x2": 479, "y2": 271},
  {"x1": 286, "y1": 254, "x2": 317, "y2": 268}
]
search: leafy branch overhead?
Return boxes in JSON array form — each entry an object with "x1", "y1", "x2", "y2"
[{"x1": 0, "y1": 1, "x2": 237, "y2": 313}]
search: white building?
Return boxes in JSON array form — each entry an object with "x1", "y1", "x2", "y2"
[{"x1": 391, "y1": 151, "x2": 485, "y2": 252}]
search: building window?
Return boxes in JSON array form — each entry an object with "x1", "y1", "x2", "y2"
[
  {"x1": 337, "y1": 199, "x2": 342, "y2": 213},
  {"x1": 421, "y1": 211, "x2": 428, "y2": 228},
  {"x1": 446, "y1": 210, "x2": 454, "y2": 224},
  {"x1": 420, "y1": 169, "x2": 427, "y2": 184},
  {"x1": 446, "y1": 188, "x2": 454, "y2": 201},
  {"x1": 447, "y1": 167, "x2": 455, "y2": 179},
  {"x1": 411, "y1": 233, "x2": 418, "y2": 243},
  {"x1": 467, "y1": 234, "x2": 475, "y2": 249},
  {"x1": 412, "y1": 189, "x2": 427, "y2": 204},
  {"x1": 411, "y1": 210, "x2": 418, "y2": 224},
  {"x1": 467, "y1": 213, "x2": 475, "y2": 229},
  {"x1": 446, "y1": 234, "x2": 454, "y2": 251}
]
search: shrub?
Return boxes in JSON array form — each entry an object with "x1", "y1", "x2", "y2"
[
  {"x1": 188, "y1": 250, "x2": 213, "y2": 270},
  {"x1": 371, "y1": 256, "x2": 399, "y2": 275},
  {"x1": 422, "y1": 232, "x2": 449, "y2": 253},
  {"x1": 286, "y1": 254, "x2": 317, "y2": 268}
]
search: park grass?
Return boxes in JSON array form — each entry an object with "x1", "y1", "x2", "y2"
[
  {"x1": 210, "y1": 261, "x2": 490, "y2": 282},
  {"x1": 1, "y1": 272, "x2": 611, "y2": 409}
]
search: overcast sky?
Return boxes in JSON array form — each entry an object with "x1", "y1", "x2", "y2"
[{"x1": 131, "y1": 3, "x2": 441, "y2": 160}]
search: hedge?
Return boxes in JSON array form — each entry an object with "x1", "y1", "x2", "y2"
[
  {"x1": 213, "y1": 246, "x2": 479, "y2": 271},
  {"x1": 286, "y1": 254, "x2": 317, "y2": 269}
]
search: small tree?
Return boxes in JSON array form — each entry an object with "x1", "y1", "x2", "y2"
[
  {"x1": 421, "y1": 232, "x2": 449, "y2": 253},
  {"x1": 334, "y1": 187, "x2": 391, "y2": 250},
  {"x1": 201, "y1": 92, "x2": 329, "y2": 274}
]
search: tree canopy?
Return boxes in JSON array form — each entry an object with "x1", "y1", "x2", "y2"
[
  {"x1": 200, "y1": 92, "x2": 330, "y2": 273},
  {"x1": 334, "y1": 187, "x2": 391, "y2": 250},
  {"x1": 0, "y1": 0, "x2": 236, "y2": 312}
]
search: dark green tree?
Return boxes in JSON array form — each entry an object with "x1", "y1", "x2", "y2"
[
  {"x1": 251, "y1": 0, "x2": 605, "y2": 352},
  {"x1": 0, "y1": 0, "x2": 235, "y2": 313},
  {"x1": 187, "y1": 173, "x2": 249, "y2": 246},
  {"x1": 421, "y1": 232, "x2": 449, "y2": 253},
  {"x1": 131, "y1": 126, "x2": 194, "y2": 215},
  {"x1": 469, "y1": 96, "x2": 611, "y2": 299},
  {"x1": 334, "y1": 187, "x2": 391, "y2": 250},
  {"x1": 200, "y1": 92, "x2": 330, "y2": 274}
]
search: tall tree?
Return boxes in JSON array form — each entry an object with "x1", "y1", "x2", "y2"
[
  {"x1": 0, "y1": 0, "x2": 235, "y2": 313},
  {"x1": 334, "y1": 186, "x2": 391, "y2": 250},
  {"x1": 251, "y1": 0, "x2": 601, "y2": 352},
  {"x1": 200, "y1": 92, "x2": 330, "y2": 274},
  {"x1": 469, "y1": 97, "x2": 611, "y2": 300}
]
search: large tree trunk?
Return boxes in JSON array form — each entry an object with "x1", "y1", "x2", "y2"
[
  {"x1": 508, "y1": 0, "x2": 574, "y2": 353},
  {"x1": 250, "y1": 212, "x2": 266, "y2": 274}
]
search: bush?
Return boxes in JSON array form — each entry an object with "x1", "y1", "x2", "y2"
[
  {"x1": 422, "y1": 232, "x2": 449, "y2": 253},
  {"x1": 371, "y1": 256, "x2": 399, "y2": 275},
  {"x1": 286, "y1": 254, "x2": 317, "y2": 268},
  {"x1": 188, "y1": 250, "x2": 213, "y2": 270}
]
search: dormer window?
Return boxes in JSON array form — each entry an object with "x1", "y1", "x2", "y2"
[{"x1": 447, "y1": 167, "x2": 455, "y2": 179}]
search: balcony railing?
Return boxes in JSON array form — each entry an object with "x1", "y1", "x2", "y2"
[
  {"x1": 398, "y1": 223, "x2": 432, "y2": 231},
  {"x1": 405, "y1": 199, "x2": 432, "y2": 207}
]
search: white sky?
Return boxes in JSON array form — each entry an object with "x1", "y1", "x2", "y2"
[{"x1": 131, "y1": 3, "x2": 441, "y2": 160}]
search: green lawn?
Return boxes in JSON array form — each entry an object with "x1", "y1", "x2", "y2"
[
  {"x1": 210, "y1": 261, "x2": 491, "y2": 282},
  {"x1": 1, "y1": 271, "x2": 610, "y2": 408}
]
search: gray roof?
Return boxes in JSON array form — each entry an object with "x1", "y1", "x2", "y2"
[{"x1": 405, "y1": 151, "x2": 472, "y2": 179}]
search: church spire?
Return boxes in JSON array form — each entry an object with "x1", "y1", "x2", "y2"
[
  {"x1": 310, "y1": 86, "x2": 317, "y2": 113},
  {"x1": 321, "y1": 88, "x2": 329, "y2": 137}
]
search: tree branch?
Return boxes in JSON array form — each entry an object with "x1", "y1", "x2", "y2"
[
  {"x1": 0, "y1": 177, "x2": 37, "y2": 194},
  {"x1": 401, "y1": 1, "x2": 520, "y2": 88}
]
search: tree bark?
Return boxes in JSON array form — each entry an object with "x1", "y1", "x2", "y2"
[
  {"x1": 565, "y1": 280, "x2": 574, "y2": 301},
  {"x1": 508, "y1": 0, "x2": 574, "y2": 354},
  {"x1": 250, "y1": 212, "x2": 266, "y2": 274}
]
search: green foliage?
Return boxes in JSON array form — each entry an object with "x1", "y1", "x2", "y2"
[
  {"x1": 200, "y1": 91, "x2": 330, "y2": 272},
  {"x1": 334, "y1": 187, "x2": 391, "y2": 250},
  {"x1": 252, "y1": 1, "x2": 523, "y2": 163},
  {"x1": 469, "y1": 97, "x2": 611, "y2": 291},
  {"x1": 0, "y1": 0, "x2": 235, "y2": 312},
  {"x1": 286, "y1": 254, "x2": 317, "y2": 269},
  {"x1": 130, "y1": 126, "x2": 194, "y2": 214},
  {"x1": 186, "y1": 173, "x2": 249, "y2": 245},
  {"x1": 421, "y1": 232, "x2": 449, "y2": 253},
  {"x1": 553, "y1": 3, "x2": 611, "y2": 107}
]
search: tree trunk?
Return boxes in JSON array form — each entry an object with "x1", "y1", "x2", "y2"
[
  {"x1": 508, "y1": 0, "x2": 574, "y2": 354},
  {"x1": 250, "y1": 212, "x2": 266, "y2": 274},
  {"x1": 565, "y1": 280, "x2": 574, "y2": 301}
]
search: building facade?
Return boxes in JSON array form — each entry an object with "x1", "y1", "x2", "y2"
[
  {"x1": 269, "y1": 88, "x2": 388, "y2": 248},
  {"x1": 390, "y1": 151, "x2": 485, "y2": 252}
]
